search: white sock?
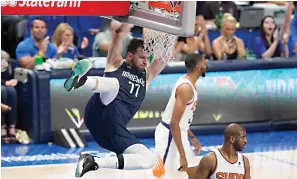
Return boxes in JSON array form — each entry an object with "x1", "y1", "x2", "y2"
[
  {"x1": 94, "y1": 155, "x2": 119, "y2": 169},
  {"x1": 94, "y1": 153, "x2": 154, "y2": 170},
  {"x1": 84, "y1": 76, "x2": 97, "y2": 90}
]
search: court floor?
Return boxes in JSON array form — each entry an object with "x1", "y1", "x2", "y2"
[{"x1": 2, "y1": 130, "x2": 297, "y2": 179}]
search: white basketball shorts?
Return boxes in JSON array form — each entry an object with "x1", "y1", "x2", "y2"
[{"x1": 153, "y1": 121, "x2": 199, "y2": 175}]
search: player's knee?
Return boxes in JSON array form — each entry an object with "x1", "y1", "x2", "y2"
[
  {"x1": 124, "y1": 144, "x2": 155, "y2": 169},
  {"x1": 140, "y1": 151, "x2": 155, "y2": 169}
]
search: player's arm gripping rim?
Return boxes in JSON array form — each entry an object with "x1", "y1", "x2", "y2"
[
  {"x1": 170, "y1": 83, "x2": 194, "y2": 171},
  {"x1": 105, "y1": 23, "x2": 132, "y2": 72},
  {"x1": 145, "y1": 57, "x2": 169, "y2": 88},
  {"x1": 243, "y1": 156, "x2": 251, "y2": 179},
  {"x1": 194, "y1": 152, "x2": 216, "y2": 179}
]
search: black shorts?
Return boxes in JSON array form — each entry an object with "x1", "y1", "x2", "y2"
[{"x1": 84, "y1": 94, "x2": 140, "y2": 155}]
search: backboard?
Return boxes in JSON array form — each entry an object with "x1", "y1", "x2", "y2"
[{"x1": 107, "y1": 1, "x2": 196, "y2": 37}]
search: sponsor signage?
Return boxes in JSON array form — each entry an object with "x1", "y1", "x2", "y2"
[{"x1": 50, "y1": 68, "x2": 297, "y2": 132}]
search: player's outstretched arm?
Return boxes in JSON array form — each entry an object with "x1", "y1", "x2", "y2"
[
  {"x1": 105, "y1": 23, "x2": 132, "y2": 71},
  {"x1": 194, "y1": 152, "x2": 216, "y2": 179},
  {"x1": 145, "y1": 58, "x2": 169, "y2": 86},
  {"x1": 170, "y1": 84, "x2": 194, "y2": 169},
  {"x1": 243, "y1": 156, "x2": 251, "y2": 179}
]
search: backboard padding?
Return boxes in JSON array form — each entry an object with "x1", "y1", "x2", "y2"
[{"x1": 108, "y1": 1, "x2": 196, "y2": 37}]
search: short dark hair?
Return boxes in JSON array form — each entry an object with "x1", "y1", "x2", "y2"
[
  {"x1": 127, "y1": 38, "x2": 144, "y2": 54},
  {"x1": 184, "y1": 53, "x2": 203, "y2": 70},
  {"x1": 31, "y1": 17, "x2": 47, "y2": 28}
]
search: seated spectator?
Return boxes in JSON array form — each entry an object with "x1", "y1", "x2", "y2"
[
  {"x1": 15, "y1": 18, "x2": 57, "y2": 69},
  {"x1": 173, "y1": 16, "x2": 211, "y2": 60},
  {"x1": 92, "y1": 20, "x2": 133, "y2": 58},
  {"x1": 1, "y1": 53, "x2": 18, "y2": 144},
  {"x1": 52, "y1": 23, "x2": 88, "y2": 59},
  {"x1": 252, "y1": 16, "x2": 289, "y2": 59},
  {"x1": 212, "y1": 13, "x2": 245, "y2": 60},
  {"x1": 202, "y1": 1, "x2": 238, "y2": 29}
]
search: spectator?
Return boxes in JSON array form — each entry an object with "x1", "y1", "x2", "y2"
[
  {"x1": 52, "y1": 23, "x2": 88, "y2": 59},
  {"x1": 202, "y1": 1, "x2": 238, "y2": 29},
  {"x1": 24, "y1": 16, "x2": 91, "y2": 47},
  {"x1": 92, "y1": 20, "x2": 133, "y2": 58},
  {"x1": 1, "y1": 15, "x2": 27, "y2": 59},
  {"x1": 252, "y1": 16, "x2": 289, "y2": 59},
  {"x1": 24, "y1": 16, "x2": 64, "y2": 39},
  {"x1": 15, "y1": 18, "x2": 57, "y2": 69},
  {"x1": 1, "y1": 52, "x2": 18, "y2": 144},
  {"x1": 173, "y1": 16, "x2": 211, "y2": 60},
  {"x1": 289, "y1": 2, "x2": 297, "y2": 56},
  {"x1": 212, "y1": 13, "x2": 245, "y2": 60}
]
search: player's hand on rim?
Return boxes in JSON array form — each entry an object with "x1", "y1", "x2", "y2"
[
  {"x1": 190, "y1": 137, "x2": 202, "y2": 155},
  {"x1": 115, "y1": 23, "x2": 133, "y2": 35}
]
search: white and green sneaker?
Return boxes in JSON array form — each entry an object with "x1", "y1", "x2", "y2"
[
  {"x1": 64, "y1": 59, "x2": 92, "y2": 91},
  {"x1": 75, "y1": 153, "x2": 99, "y2": 177}
]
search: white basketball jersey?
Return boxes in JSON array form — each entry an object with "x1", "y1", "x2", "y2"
[
  {"x1": 162, "y1": 77, "x2": 197, "y2": 130},
  {"x1": 209, "y1": 149, "x2": 245, "y2": 179}
]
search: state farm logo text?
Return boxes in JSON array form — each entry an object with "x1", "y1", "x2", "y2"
[{"x1": 1, "y1": 1, "x2": 81, "y2": 8}]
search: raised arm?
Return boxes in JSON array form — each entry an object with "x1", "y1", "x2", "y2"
[
  {"x1": 194, "y1": 152, "x2": 216, "y2": 179},
  {"x1": 105, "y1": 22, "x2": 133, "y2": 72},
  {"x1": 145, "y1": 58, "x2": 168, "y2": 85}
]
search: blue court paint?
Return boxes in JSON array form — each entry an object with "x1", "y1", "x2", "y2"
[{"x1": 2, "y1": 131, "x2": 297, "y2": 167}]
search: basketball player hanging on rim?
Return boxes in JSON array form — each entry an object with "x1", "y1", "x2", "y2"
[
  {"x1": 194, "y1": 123, "x2": 251, "y2": 179},
  {"x1": 64, "y1": 22, "x2": 170, "y2": 177},
  {"x1": 153, "y1": 54, "x2": 207, "y2": 179}
]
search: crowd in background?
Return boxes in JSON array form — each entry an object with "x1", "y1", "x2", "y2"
[{"x1": 1, "y1": 1, "x2": 297, "y2": 144}]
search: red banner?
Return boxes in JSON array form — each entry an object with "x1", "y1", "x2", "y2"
[{"x1": 1, "y1": 1, "x2": 130, "y2": 16}]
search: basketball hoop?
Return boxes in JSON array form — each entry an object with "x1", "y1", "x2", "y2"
[
  {"x1": 143, "y1": 28, "x2": 177, "y2": 63},
  {"x1": 138, "y1": 1, "x2": 182, "y2": 63},
  {"x1": 147, "y1": 1, "x2": 181, "y2": 19},
  {"x1": 106, "y1": 1, "x2": 196, "y2": 62},
  {"x1": 110, "y1": 1, "x2": 196, "y2": 36}
]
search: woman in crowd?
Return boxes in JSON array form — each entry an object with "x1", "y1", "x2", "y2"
[
  {"x1": 173, "y1": 16, "x2": 212, "y2": 60},
  {"x1": 212, "y1": 13, "x2": 246, "y2": 60},
  {"x1": 252, "y1": 16, "x2": 289, "y2": 59},
  {"x1": 52, "y1": 23, "x2": 88, "y2": 59},
  {"x1": 1, "y1": 51, "x2": 18, "y2": 144}
]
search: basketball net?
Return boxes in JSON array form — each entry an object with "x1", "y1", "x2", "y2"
[
  {"x1": 141, "y1": 1, "x2": 180, "y2": 63},
  {"x1": 143, "y1": 29, "x2": 177, "y2": 63}
]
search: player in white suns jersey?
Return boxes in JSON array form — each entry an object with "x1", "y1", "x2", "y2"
[
  {"x1": 194, "y1": 123, "x2": 251, "y2": 179},
  {"x1": 153, "y1": 54, "x2": 207, "y2": 179}
]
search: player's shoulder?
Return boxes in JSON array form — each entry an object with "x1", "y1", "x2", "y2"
[
  {"x1": 175, "y1": 80, "x2": 194, "y2": 95},
  {"x1": 241, "y1": 154, "x2": 250, "y2": 165},
  {"x1": 199, "y1": 151, "x2": 217, "y2": 169},
  {"x1": 203, "y1": 151, "x2": 217, "y2": 162}
]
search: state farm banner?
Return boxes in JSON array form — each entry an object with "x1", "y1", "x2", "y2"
[{"x1": 1, "y1": 1, "x2": 130, "y2": 16}]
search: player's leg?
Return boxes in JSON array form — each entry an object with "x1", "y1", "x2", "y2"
[
  {"x1": 75, "y1": 143, "x2": 155, "y2": 177},
  {"x1": 75, "y1": 123, "x2": 155, "y2": 177},
  {"x1": 153, "y1": 122, "x2": 180, "y2": 177},
  {"x1": 64, "y1": 59, "x2": 92, "y2": 91},
  {"x1": 154, "y1": 122, "x2": 199, "y2": 179},
  {"x1": 64, "y1": 59, "x2": 119, "y2": 95}
]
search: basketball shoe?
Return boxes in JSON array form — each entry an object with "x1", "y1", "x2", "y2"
[
  {"x1": 75, "y1": 153, "x2": 99, "y2": 177},
  {"x1": 64, "y1": 59, "x2": 92, "y2": 91}
]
